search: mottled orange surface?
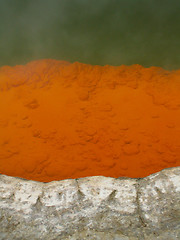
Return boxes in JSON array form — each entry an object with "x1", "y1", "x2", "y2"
[{"x1": 0, "y1": 59, "x2": 180, "y2": 182}]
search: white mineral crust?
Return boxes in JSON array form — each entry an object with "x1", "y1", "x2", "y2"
[{"x1": 0, "y1": 167, "x2": 180, "y2": 240}]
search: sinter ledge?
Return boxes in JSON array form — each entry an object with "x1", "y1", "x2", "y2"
[{"x1": 0, "y1": 167, "x2": 180, "y2": 240}]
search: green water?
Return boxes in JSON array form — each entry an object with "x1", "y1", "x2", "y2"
[{"x1": 0, "y1": 0, "x2": 180, "y2": 69}]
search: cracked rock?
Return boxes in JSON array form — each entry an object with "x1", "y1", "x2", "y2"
[{"x1": 0, "y1": 167, "x2": 180, "y2": 239}]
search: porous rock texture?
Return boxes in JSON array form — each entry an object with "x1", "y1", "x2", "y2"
[{"x1": 0, "y1": 167, "x2": 180, "y2": 239}]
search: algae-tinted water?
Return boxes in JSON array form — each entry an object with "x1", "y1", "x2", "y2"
[{"x1": 0, "y1": 0, "x2": 180, "y2": 69}]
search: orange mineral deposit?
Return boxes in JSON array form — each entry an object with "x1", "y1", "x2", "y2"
[{"x1": 0, "y1": 59, "x2": 179, "y2": 182}]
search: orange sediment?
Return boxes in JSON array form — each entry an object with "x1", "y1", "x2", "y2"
[{"x1": 0, "y1": 59, "x2": 179, "y2": 182}]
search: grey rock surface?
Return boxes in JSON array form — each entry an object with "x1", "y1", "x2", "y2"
[{"x1": 0, "y1": 167, "x2": 180, "y2": 240}]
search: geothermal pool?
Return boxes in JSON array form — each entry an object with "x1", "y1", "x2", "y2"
[{"x1": 0, "y1": 1, "x2": 180, "y2": 239}]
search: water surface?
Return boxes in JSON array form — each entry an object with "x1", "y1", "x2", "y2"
[{"x1": 0, "y1": 0, "x2": 180, "y2": 69}]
